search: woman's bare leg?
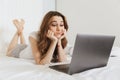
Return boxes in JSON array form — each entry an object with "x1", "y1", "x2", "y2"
[
  {"x1": 6, "y1": 32, "x2": 19, "y2": 56},
  {"x1": 6, "y1": 19, "x2": 20, "y2": 56},
  {"x1": 19, "y1": 19, "x2": 26, "y2": 44},
  {"x1": 19, "y1": 32, "x2": 26, "y2": 44},
  {"x1": 6, "y1": 19, "x2": 26, "y2": 56}
]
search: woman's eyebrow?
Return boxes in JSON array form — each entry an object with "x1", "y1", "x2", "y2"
[
  {"x1": 49, "y1": 21, "x2": 57, "y2": 24},
  {"x1": 50, "y1": 21, "x2": 64, "y2": 24},
  {"x1": 51, "y1": 21, "x2": 57, "y2": 23}
]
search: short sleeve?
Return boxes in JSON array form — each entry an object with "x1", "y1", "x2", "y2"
[{"x1": 29, "y1": 31, "x2": 38, "y2": 40}]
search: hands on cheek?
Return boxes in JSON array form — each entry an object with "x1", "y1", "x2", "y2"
[
  {"x1": 46, "y1": 30, "x2": 58, "y2": 42},
  {"x1": 47, "y1": 29, "x2": 67, "y2": 43},
  {"x1": 59, "y1": 29, "x2": 67, "y2": 40}
]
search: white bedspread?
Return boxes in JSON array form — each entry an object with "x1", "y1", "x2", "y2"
[
  {"x1": 0, "y1": 47, "x2": 120, "y2": 80},
  {"x1": 0, "y1": 56, "x2": 77, "y2": 80}
]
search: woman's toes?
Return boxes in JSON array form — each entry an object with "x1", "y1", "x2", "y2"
[
  {"x1": 13, "y1": 19, "x2": 19, "y2": 28},
  {"x1": 21, "y1": 19, "x2": 25, "y2": 24},
  {"x1": 20, "y1": 19, "x2": 25, "y2": 27}
]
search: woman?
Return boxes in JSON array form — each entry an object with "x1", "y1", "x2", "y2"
[{"x1": 7, "y1": 11, "x2": 69, "y2": 65}]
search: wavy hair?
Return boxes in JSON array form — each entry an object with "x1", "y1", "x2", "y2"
[{"x1": 37, "y1": 11, "x2": 69, "y2": 61}]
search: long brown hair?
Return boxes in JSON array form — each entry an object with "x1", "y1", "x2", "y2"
[{"x1": 37, "y1": 11, "x2": 69, "y2": 60}]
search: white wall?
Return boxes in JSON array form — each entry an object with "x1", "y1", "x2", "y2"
[
  {"x1": 0, "y1": 0, "x2": 55, "y2": 53},
  {"x1": 56, "y1": 0, "x2": 120, "y2": 47}
]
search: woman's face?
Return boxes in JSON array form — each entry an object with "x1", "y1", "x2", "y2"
[{"x1": 49, "y1": 16, "x2": 65, "y2": 39}]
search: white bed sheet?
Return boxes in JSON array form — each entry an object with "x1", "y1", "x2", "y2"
[
  {"x1": 0, "y1": 47, "x2": 120, "y2": 80},
  {"x1": 0, "y1": 56, "x2": 77, "y2": 80}
]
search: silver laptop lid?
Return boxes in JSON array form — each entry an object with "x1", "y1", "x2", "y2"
[{"x1": 68, "y1": 34, "x2": 115, "y2": 75}]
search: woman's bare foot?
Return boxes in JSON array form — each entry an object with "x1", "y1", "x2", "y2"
[
  {"x1": 13, "y1": 19, "x2": 25, "y2": 35},
  {"x1": 13, "y1": 19, "x2": 19, "y2": 30},
  {"x1": 20, "y1": 19, "x2": 25, "y2": 26},
  {"x1": 18, "y1": 19, "x2": 25, "y2": 34}
]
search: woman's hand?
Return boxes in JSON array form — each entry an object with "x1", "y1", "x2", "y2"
[
  {"x1": 47, "y1": 30, "x2": 58, "y2": 42},
  {"x1": 59, "y1": 29, "x2": 67, "y2": 40},
  {"x1": 58, "y1": 29, "x2": 67, "y2": 46}
]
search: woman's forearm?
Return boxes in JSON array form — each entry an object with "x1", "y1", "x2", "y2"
[
  {"x1": 39, "y1": 41, "x2": 57, "y2": 64},
  {"x1": 57, "y1": 41, "x2": 67, "y2": 62}
]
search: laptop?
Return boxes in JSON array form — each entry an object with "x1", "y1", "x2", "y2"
[{"x1": 49, "y1": 34, "x2": 115, "y2": 75}]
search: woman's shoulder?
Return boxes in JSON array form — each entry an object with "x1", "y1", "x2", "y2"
[
  {"x1": 30, "y1": 31, "x2": 38, "y2": 35},
  {"x1": 29, "y1": 31, "x2": 39, "y2": 40}
]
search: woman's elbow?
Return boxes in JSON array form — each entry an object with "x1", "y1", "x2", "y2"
[{"x1": 35, "y1": 60, "x2": 46, "y2": 65}]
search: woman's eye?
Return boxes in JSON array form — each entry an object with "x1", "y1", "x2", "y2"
[
  {"x1": 60, "y1": 24, "x2": 64, "y2": 27},
  {"x1": 52, "y1": 24, "x2": 56, "y2": 26}
]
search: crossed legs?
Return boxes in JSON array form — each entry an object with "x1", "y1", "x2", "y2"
[{"x1": 6, "y1": 19, "x2": 26, "y2": 56}]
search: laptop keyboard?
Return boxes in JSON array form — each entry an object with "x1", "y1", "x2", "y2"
[{"x1": 49, "y1": 64, "x2": 70, "y2": 73}]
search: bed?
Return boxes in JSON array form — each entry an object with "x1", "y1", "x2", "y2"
[{"x1": 0, "y1": 47, "x2": 120, "y2": 80}]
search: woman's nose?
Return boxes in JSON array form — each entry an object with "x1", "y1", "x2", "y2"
[{"x1": 56, "y1": 26, "x2": 60, "y2": 31}]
